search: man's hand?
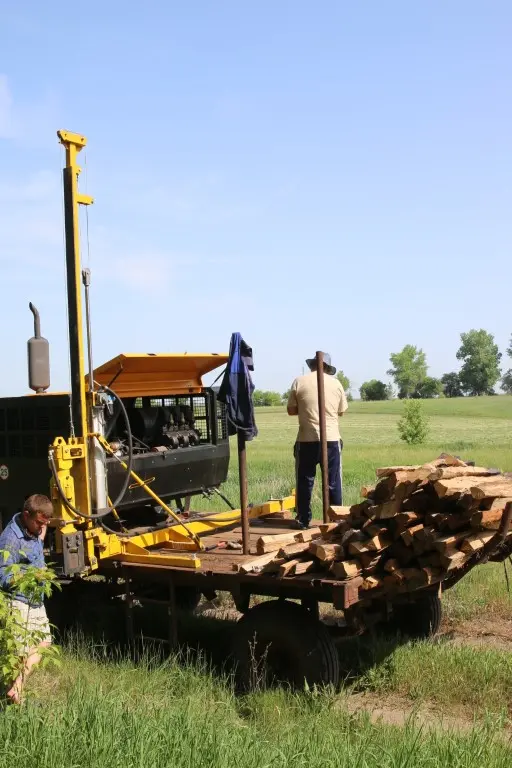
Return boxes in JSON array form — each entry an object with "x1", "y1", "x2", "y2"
[
  {"x1": 287, "y1": 405, "x2": 298, "y2": 416},
  {"x1": 39, "y1": 524, "x2": 47, "y2": 542}
]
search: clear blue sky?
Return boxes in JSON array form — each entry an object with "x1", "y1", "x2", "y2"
[{"x1": 1, "y1": 1, "x2": 510, "y2": 397}]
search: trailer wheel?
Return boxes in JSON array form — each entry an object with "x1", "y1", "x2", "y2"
[
  {"x1": 392, "y1": 593, "x2": 442, "y2": 639},
  {"x1": 232, "y1": 600, "x2": 340, "y2": 691}
]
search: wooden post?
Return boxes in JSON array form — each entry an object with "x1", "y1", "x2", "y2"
[
  {"x1": 316, "y1": 351, "x2": 329, "y2": 524},
  {"x1": 238, "y1": 431, "x2": 250, "y2": 554}
]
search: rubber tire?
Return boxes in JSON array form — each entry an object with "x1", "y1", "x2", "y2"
[
  {"x1": 392, "y1": 593, "x2": 442, "y2": 639},
  {"x1": 174, "y1": 586, "x2": 201, "y2": 613},
  {"x1": 232, "y1": 600, "x2": 340, "y2": 691}
]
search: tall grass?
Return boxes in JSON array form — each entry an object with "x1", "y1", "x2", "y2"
[{"x1": 5, "y1": 645, "x2": 511, "y2": 768}]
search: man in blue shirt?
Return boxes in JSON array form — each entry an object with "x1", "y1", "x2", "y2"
[{"x1": 0, "y1": 494, "x2": 54, "y2": 704}]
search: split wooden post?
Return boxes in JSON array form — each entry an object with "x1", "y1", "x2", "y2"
[{"x1": 316, "y1": 351, "x2": 329, "y2": 524}]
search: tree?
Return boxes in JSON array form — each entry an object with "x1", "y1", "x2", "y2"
[
  {"x1": 502, "y1": 334, "x2": 512, "y2": 394},
  {"x1": 281, "y1": 388, "x2": 291, "y2": 404},
  {"x1": 411, "y1": 376, "x2": 443, "y2": 399},
  {"x1": 397, "y1": 400, "x2": 429, "y2": 445},
  {"x1": 253, "y1": 390, "x2": 282, "y2": 407},
  {"x1": 387, "y1": 345, "x2": 427, "y2": 399},
  {"x1": 456, "y1": 329, "x2": 502, "y2": 396},
  {"x1": 360, "y1": 379, "x2": 392, "y2": 401},
  {"x1": 336, "y1": 371, "x2": 350, "y2": 391},
  {"x1": 441, "y1": 372, "x2": 464, "y2": 398}
]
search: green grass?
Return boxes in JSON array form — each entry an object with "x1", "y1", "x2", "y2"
[
  {"x1": 7, "y1": 396, "x2": 512, "y2": 763},
  {"x1": 7, "y1": 643, "x2": 510, "y2": 768}
]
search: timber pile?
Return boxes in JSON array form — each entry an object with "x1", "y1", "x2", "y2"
[{"x1": 235, "y1": 454, "x2": 512, "y2": 598}]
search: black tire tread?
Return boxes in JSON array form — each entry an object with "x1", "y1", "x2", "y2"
[{"x1": 233, "y1": 600, "x2": 339, "y2": 690}]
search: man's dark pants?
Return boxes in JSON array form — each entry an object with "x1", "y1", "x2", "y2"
[{"x1": 294, "y1": 440, "x2": 343, "y2": 526}]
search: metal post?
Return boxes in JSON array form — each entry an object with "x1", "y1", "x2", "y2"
[
  {"x1": 238, "y1": 431, "x2": 250, "y2": 554},
  {"x1": 316, "y1": 351, "x2": 329, "y2": 524}
]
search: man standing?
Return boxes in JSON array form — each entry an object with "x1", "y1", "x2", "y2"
[
  {"x1": 0, "y1": 494, "x2": 54, "y2": 703},
  {"x1": 287, "y1": 353, "x2": 348, "y2": 529}
]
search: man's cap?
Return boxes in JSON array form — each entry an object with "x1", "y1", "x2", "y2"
[{"x1": 305, "y1": 352, "x2": 336, "y2": 376}]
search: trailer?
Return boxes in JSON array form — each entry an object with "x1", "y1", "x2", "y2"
[{"x1": 2, "y1": 130, "x2": 511, "y2": 692}]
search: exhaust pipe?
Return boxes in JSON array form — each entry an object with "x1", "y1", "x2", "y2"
[{"x1": 27, "y1": 302, "x2": 50, "y2": 393}]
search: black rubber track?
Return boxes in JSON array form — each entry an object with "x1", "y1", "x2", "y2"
[{"x1": 232, "y1": 600, "x2": 340, "y2": 691}]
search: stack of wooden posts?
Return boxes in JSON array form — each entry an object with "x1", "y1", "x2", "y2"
[{"x1": 235, "y1": 454, "x2": 512, "y2": 598}]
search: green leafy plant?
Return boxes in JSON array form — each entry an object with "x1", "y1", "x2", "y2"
[
  {"x1": 397, "y1": 400, "x2": 429, "y2": 445},
  {"x1": 0, "y1": 549, "x2": 61, "y2": 700}
]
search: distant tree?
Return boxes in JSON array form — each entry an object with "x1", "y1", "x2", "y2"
[
  {"x1": 281, "y1": 388, "x2": 291, "y2": 404},
  {"x1": 411, "y1": 376, "x2": 443, "y2": 399},
  {"x1": 397, "y1": 400, "x2": 429, "y2": 445},
  {"x1": 336, "y1": 370, "x2": 353, "y2": 401},
  {"x1": 456, "y1": 329, "x2": 502, "y2": 396},
  {"x1": 360, "y1": 379, "x2": 392, "y2": 401},
  {"x1": 501, "y1": 334, "x2": 512, "y2": 394},
  {"x1": 387, "y1": 345, "x2": 427, "y2": 399},
  {"x1": 253, "y1": 390, "x2": 282, "y2": 407},
  {"x1": 336, "y1": 371, "x2": 350, "y2": 391},
  {"x1": 441, "y1": 372, "x2": 464, "y2": 398}
]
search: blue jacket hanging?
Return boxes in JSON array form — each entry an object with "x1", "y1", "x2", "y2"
[{"x1": 217, "y1": 332, "x2": 258, "y2": 441}]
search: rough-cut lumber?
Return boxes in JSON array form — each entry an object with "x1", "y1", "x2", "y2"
[
  {"x1": 361, "y1": 575, "x2": 384, "y2": 591},
  {"x1": 391, "y1": 511, "x2": 421, "y2": 536},
  {"x1": 278, "y1": 558, "x2": 303, "y2": 577},
  {"x1": 384, "y1": 558, "x2": 401, "y2": 573},
  {"x1": 328, "y1": 505, "x2": 352, "y2": 521},
  {"x1": 481, "y1": 496, "x2": 512, "y2": 512},
  {"x1": 433, "y1": 532, "x2": 467, "y2": 553},
  {"x1": 348, "y1": 540, "x2": 372, "y2": 557},
  {"x1": 367, "y1": 532, "x2": 392, "y2": 552},
  {"x1": 294, "y1": 560, "x2": 320, "y2": 575},
  {"x1": 256, "y1": 532, "x2": 297, "y2": 555},
  {"x1": 237, "y1": 551, "x2": 281, "y2": 573},
  {"x1": 330, "y1": 559, "x2": 362, "y2": 579},
  {"x1": 439, "y1": 550, "x2": 468, "y2": 570},
  {"x1": 261, "y1": 558, "x2": 286, "y2": 574},
  {"x1": 294, "y1": 527, "x2": 322, "y2": 543},
  {"x1": 308, "y1": 541, "x2": 343, "y2": 561},
  {"x1": 277, "y1": 541, "x2": 311, "y2": 558},
  {"x1": 470, "y1": 481, "x2": 512, "y2": 501},
  {"x1": 470, "y1": 505, "x2": 512, "y2": 530},
  {"x1": 360, "y1": 484, "x2": 375, "y2": 498},
  {"x1": 389, "y1": 541, "x2": 416, "y2": 565},
  {"x1": 460, "y1": 531, "x2": 495, "y2": 554},
  {"x1": 359, "y1": 550, "x2": 382, "y2": 569},
  {"x1": 428, "y1": 466, "x2": 498, "y2": 482},
  {"x1": 401, "y1": 524, "x2": 424, "y2": 546},
  {"x1": 425, "y1": 511, "x2": 449, "y2": 530},
  {"x1": 319, "y1": 523, "x2": 342, "y2": 536},
  {"x1": 434, "y1": 477, "x2": 476, "y2": 499}
]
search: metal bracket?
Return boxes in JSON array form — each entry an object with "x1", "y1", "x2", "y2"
[{"x1": 62, "y1": 531, "x2": 86, "y2": 576}]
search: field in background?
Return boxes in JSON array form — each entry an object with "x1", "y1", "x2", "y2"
[{"x1": 8, "y1": 395, "x2": 512, "y2": 766}]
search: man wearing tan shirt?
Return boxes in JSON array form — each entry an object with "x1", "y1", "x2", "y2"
[{"x1": 287, "y1": 353, "x2": 348, "y2": 529}]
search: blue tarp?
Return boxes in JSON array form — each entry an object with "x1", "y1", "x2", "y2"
[{"x1": 217, "y1": 332, "x2": 258, "y2": 441}]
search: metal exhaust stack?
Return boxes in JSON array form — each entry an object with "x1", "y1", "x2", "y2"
[{"x1": 27, "y1": 302, "x2": 50, "y2": 393}]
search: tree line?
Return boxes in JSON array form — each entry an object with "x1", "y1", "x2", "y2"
[{"x1": 253, "y1": 330, "x2": 512, "y2": 405}]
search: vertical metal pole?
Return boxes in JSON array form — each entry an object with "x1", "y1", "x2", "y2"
[
  {"x1": 316, "y1": 351, "x2": 329, "y2": 523},
  {"x1": 57, "y1": 130, "x2": 94, "y2": 514},
  {"x1": 238, "y1": 432, "x2": 250, "y2": 554}
]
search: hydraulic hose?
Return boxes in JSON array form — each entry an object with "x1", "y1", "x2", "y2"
[{"x1": 49, "y1": 383, "x2": 134, "y2": 521}]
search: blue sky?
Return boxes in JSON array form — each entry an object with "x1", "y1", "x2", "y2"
[{"x1": 1, "y1": 1, "x2": 511, "y2": 397}]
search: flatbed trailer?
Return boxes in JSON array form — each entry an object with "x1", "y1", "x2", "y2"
[{"x1": 93, "y1": 502, "x2": 512, "y2": 690}]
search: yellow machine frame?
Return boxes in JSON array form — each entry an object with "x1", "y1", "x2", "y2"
[{"x1": 49, "y1": 131, "x2": 295, "y2": 575}]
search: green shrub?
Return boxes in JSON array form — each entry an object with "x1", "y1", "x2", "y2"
[{"x1": 397, "y1": 400, "x2": 429, "y2": 444}]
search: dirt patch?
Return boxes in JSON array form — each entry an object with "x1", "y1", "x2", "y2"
[
  {"x1": 440, "y1": 616, "x2": 512, "y2": 651},
  {"x1": 342, "y1": 691, "x2": 512, "y2": 737}
]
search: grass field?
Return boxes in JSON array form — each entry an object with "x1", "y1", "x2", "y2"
[{"x1": 6, "y1": 395, "x2": 512, "y2": 766}]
